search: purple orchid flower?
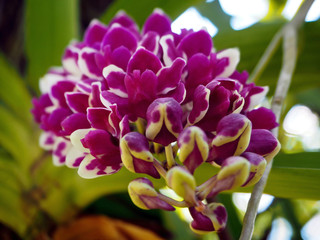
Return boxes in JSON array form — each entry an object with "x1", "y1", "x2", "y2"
[{"x1": 31, "y1": 9, "x2": 281, "y2": 234}]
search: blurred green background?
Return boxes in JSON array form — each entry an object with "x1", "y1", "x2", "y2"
[{"x1": 0, "y1": 0, "x2": 319, "y2": 239}]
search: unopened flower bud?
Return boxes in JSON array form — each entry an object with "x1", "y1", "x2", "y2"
[
  {"x1": 120, "y1": 132, "x2": 160, "y2": 178},
  {"x1": 204, "y1": 156, "x2": 250, "y2": 198},
  {"x1": 211, "y1": 113, "x2": 252, "y2": 165},
  {"x1": 178, "y1": 126, "x2": 209, "y2": 173},
  {"x1": 189, "y1": 202, "x2": 227, "y2": 234},
  {"x1": 246, "y1": 129, "x2": 280, "y2": 162},
  {"x1": 241, "y1": 152, "x2": 267, "y2": 187},
  {"x1": 146, "y1": 97, "x2": 183, "y2": 146},
  {"x1": 217, "y1": 156, "x2": 250, "y2": 189},
  {"x1": 128, "y1": 178, "x2": 175, "y2": 211},
  {"x1": 166, "y1": 166, "x2": 196, "y2": 204}
]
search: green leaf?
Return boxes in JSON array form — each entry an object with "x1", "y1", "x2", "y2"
[
  {"x1": 272, "y1": 152, "x2": 320, "y2": 169},
  {"x1": 0, "y1": 53, "x2": 32, "y2": 124},
  {"x1": 161, "y1": 211, "x2": 198, "y2": 240},
  {"x1": 0, "y1": 106, "x2": 40, "y2": 167},
  {"x1": 218, "y1": 194, "x2": 242, "y2": 240},
  {"x1": 100, "y1": 0, "x2": 204, "y2": 27},
  {"x1": 25, "y1": 0, "x2": 79, "y2": 92},
  {"x1": 196, "y1": 0, "x2": 232, "y2": 33},
  {"x1": 295, "y1": 88, "x2": 320, "y2": 113},
  {"x1": 0, "y1": 151, "x2": 31, "y2": 189},
  {"x1": 0, "y1": 153, "x2": 28, "y2": 236},
  {"x1": 213, "y1": 20, "x2": 320, "y2": 95},
  {"x1": 0, "y1": 185, "x2": 28, "y2": 236},
  {"x1": 36, "y1": 157, "x2": 165, "y2": 221},
  {"x1": 264, "y1": 167, "x2": 320, "y2": 199}
]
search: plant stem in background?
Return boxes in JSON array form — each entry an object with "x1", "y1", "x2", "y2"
[
  {"x1": 248, "y1": 30, "x2": 282, "y2": 83},
  {"x1": 240, "y1": 0, "x2": 315, "y2": 239},
  {"x1": 165, "y1": 145, "x2": 176, "y2": 168}
]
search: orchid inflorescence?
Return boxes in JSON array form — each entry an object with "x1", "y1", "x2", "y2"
[{"x1": 31, "y1": 9, "x2": 280, "y2": 234}]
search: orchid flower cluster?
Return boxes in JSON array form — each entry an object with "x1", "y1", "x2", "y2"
[{"x1": 31, "y1": 9, "x2": 280, "y2": 234}]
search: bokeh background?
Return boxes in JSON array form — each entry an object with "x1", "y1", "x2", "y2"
[{"x1": 0, "y1": 0, "x2": 319, "y2": 239}]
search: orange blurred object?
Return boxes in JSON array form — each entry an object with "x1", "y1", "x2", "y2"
[{"x1": 53, "y1": 215, "x2": 164, "y2": 240}]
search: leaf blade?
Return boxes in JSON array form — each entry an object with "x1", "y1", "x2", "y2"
[
  {"x1": 0, "y1": 53, "x2": 32, "y2": 124},
  {"x1": 25, "y1": 0, "x2": 79, "y2": 92}
]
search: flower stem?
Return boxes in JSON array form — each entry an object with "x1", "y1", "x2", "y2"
[
  {"x1": 165, "y1": 145, "x2": 176, "y2": 168},
  {"x1": 248, "y1": 30, "x2": 282, "y2": 83},
  {"x1": 158, "y1": 194, "x2": 190, "y2": 208},
  {"x1": 240, "y1": 1, "x2": 315, "y2": 239},
  {"x1": 153, "y1": 159, "x2": 167, "y2": 179},
  {"x1": 135, "y1": 118, "x2": 145, "y2": 134},
  {"x1": 196, "y1": 175, "x2": 217, "y2": 200},
  {"x1": 153, "y1": 142, "x2": 163, "y2": 154}
]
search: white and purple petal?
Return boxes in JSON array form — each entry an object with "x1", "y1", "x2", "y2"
[
  {"x1": 78, "y1": 47, "x2": 102, "y2": 79},
  {"x1": 246, "y1": 107, "x2": 278, "y2": 130},
  {"x1": 70, "y1": 128, "x2": 92, "y2": 153},
  {"x1": 127, "y1": 47, "x2": 162, "y2": 74},
  {"x1": 160, "y1": 34, "x2": 182, "y2": 66},
  {"x1": 65, "y1": 146, "x2": 87, "y2": 168},
  {"x1": 142, "y1": 9, "x2": 172, "y2": 36},
  {"x1": 156, "y1": 57, "x2": 186, "y2": 94},
  {"x1": 78, "y1": 154, "x2": 122, "y2": 178},
  {"x1": 246, "y1": 129, "x2": 280, "y2": 162},
  {"x1": 87, "y1": 107, "x2": 110, "y2": 130},
  {"x1": 241, "y1": 152, "x2": 267, "y2": 187},
  {"x1": 62, "y1": 45, "x2": 82, "y2": 77},
  {"x1": 178, "y1": 30, "x2": 213, "y2": 59},
  {"x1": 216, "y1": 48, "x2": 240, "y2": 78},
  {"x1": 110, "y1": 11, "x2": 140, "y2": 38},
  {"x1": 65, "y1": 92, "x2": 89, "y2": 113},
  {"x1": 52, "y1": 137, "x2": 72, "y2": 166},
  {"x1": 60, "y1": 112, "x2": 90, "y2": 135},
  {"x1": 188, "y1": 85, "x2": 210, "y2": 125},
  {"x1": 101, "y1": 24, "x2": 138, "y2": 52},
  {"x1": 81, "y1": 129, "x2": 119, "y2": 158},
  {"x1": 103, "y1": 65, "x2": 128, "y2": 97},
  {"x1": 243, "y1": 85, "x2": 269, "y2": 111},
  {"x1": 39, "y1": 131, "x2": 56, "y2": 151},
  {"x1": 140, "y1": 31, "x2": 160, "y2": 55},
  {"x1": 83, "y1": 19, "x2": 108, "y2": 46}
]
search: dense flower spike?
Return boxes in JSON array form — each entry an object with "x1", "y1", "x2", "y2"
[{"x1": 31, "y1": 9, "x2": 281, "y2": 233}]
